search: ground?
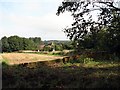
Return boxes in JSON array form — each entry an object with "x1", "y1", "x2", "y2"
[
  {"x1": 1, "y1": 53, "x2": 63, "y2": 65},
  {"x1": 1, "y1": 52, "x2": 120, "y2": 88}
]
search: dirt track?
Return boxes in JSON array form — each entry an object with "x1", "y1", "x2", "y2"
[{"x1": 1, "y1": 53, "x2": 63, "y2": 65}]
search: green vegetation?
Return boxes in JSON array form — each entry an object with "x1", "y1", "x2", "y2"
[
  {"x1": 0, "y1": 36, "x2": 74, "y2": 53},
  {"x1": 57, "y1": 1, "x2": 120, "y2": 56},
  {"x1": 2, "y1": 58, "x2": 9, "y2": 65},
  {"x1": 43, "y1": 40, "x2": 74, "y2": 51},
  {"x1": 1, "y1": 35, "x2": 42, "y2": 52},
  {"x1": 1, "y1": 0, "x2": 120, "y2": 89},
  {"x1": 2, "y1": 56, "x2": 120, "y2": 88}
]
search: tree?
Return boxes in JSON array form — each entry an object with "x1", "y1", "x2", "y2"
[
  {"x1": 0, "y1": 35, "x2": 41, "y2": 52},
  {"x1": 57, "y1": 0, "x2": 120, "y2": 54},
  {"x1": 7, "y1": 36, "x2": 22, "y2": 52},
  {"x1": 62, "y1": 42, "x2": 74, "y2": 50},
  {"x1": 1, "y1": 36, "x2": 10, "y2": 52},
  {"x1": 22, "y1": 38, "x2": 35, "y2": 50},
  {"x1": 55, "y1": 44, "x2": 63, "y2": 51},
  {"x1": 105, "y1": 13, "x2": 120, "y2": 54},
  {"x1": 29, "y1": 37, "x2": 42, "y2": 50},
  {"x1": 43, "y1": 46, "x2": 52, "y2": 51}
]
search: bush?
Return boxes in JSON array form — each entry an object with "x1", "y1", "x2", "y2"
[
  {"x1": 109, "y1": 54, "x2": 120, "y2": 61},
  {"x1": 83, "y1": 58, "x2": 94, "y2": 64},
  {"x1": 68, "y1": 55, "x2": 94, "y2": 64},
  {"x1": 43, "y1": 46, "x2": 52, "y2": 51},
  {"x1": 51, "y1": 52, "x2": 65, "y2": 56}
]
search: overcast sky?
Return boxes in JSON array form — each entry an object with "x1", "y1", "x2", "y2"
[
  {"x1": 0, "y1": 0, "x2": 120, "y2": 40},
  {"x1": 0, "y1": 0, "x2": 74, "y2": 40}
]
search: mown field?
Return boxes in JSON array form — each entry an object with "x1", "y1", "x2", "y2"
[
  {"x1": 2, "y1": 53, "x2": 120, "y2": 88},
  {"x1": 1, "y1": 53, "x2": 63, "y2": 65}
]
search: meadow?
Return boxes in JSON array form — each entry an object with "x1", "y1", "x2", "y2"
[
  {"x1": 2, "y1": 52, "x2": 120, "y2": 88},
  {"x1": 1, "y1": 53, "x2": 63, "y2": 65}
]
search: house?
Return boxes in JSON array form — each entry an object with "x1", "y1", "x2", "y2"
[{"x1": 38, "y1": 44, "x2": 45, "y2": 51}]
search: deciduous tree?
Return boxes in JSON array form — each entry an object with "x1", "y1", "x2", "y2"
[{"x1": 57, "y1": 0, "x2": 120, "y2": 54}]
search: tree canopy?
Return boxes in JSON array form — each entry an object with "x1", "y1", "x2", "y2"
[
  {"x1": 1, "y1": 35, "x2": 42, "y2": 52},
  {"x1": 57, "y1": 0, "x2": 120, "y2": 54}
]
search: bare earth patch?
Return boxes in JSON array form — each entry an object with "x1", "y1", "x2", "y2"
[{"x1": 1, "y1": 53, "x2": 63, "y2": 65}]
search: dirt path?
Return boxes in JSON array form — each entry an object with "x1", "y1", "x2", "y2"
[{"x1": 1, "y1": 53, "x2": 64, "y2": 65}]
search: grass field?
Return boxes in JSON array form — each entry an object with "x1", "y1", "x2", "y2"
[
  {"x1": 1, "y1": 53, "x2": 63, "y2": 65},
  {"x1": 2, "y1": 53, "x2": 120, "y2": 88}
]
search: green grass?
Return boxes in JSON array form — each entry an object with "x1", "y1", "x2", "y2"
[
  {"x1": 21, "y1": 50, "x2": 71, "y2": 56},
  {"x1": 22, "y1": 52, "x2": 65, "y2": 56},
  {"x1": 2, "y1": 57, "x2": 120, "y2": 88},
  {"x1": 1, "y1": 57, "x2": 9, "y2": 65}
]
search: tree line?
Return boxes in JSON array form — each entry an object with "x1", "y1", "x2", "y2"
[
  {"x1": 0, "y1": 35, "x2": 75, "y2": 52},
  {"x1": 1, "y1": 35, "x2": 42, "y2": 52},
  {"x1": 43, "y1": 41, "x2": 74, "y2": 51}
]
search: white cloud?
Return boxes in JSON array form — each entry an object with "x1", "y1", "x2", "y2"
[
  {"x1": 0, "y1": 0, "x2": 73, "y2": 40},
  {"x1": 8, "y1": 12, "x2": 73, "y2": 29},
  {"x1": 0, "y1": 0, "x2": 61, "y2": 3},
  {"x1": 21, "y1": 2, "x2": 41, "y2": 12},
  {"x1": 1, "y1": 12, "x2": 73, "y2": 40}
]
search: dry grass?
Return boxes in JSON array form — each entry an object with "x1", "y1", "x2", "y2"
[
  {"x1": 0, "y1": 54, "x2": 3, "y2": 60},
  {"x1": 1, "y1": 53, "x2": 63, "y2": 65},
  {"x1": 2, "y1": 53, "x2": 120, "y2": 88},
  {"x1": 0, "y1": 54, "x2": 3, "y2": 64}
]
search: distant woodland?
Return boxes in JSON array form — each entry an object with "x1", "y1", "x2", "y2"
[{"x1": 0, "y1": 35, "x2": 74, "y2": 52}]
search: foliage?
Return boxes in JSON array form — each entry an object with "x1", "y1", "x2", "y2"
[
  {"x1": 51, "y1": 51, "x2": 65, "y2": 56},
  {"x1": 1, "y1": 35, "x2": 42, "y2": 52},
  {"x1": 62, "y1": 41, "x2": 74, "y2": 50},
  {"x1": 1, "y1": 36, "x2": 10, "y2": 52},
  {"x1": 29, "y1": 37, "x2": 41, "y2": 44},
  {"x1": 43, "y1": 46, "x2": 53, "y2": 51},
  {"x1": 44, "y1": 40, "x2": 74, "y2": 50},
  {"x1": 7, "y1": 36, "x2": 23, "y2": 52},
  {"x1": 22, "y1": 38, "x2": 37, "y2": 50},
  {"x1": 57, "y1": 0, "x2": 120, "y2": 55},
  {"x1": 55, "y1": 44, "x2": 63, "y2": 51},
  {"x1": 2, "y1": 58, "x2": 120, "y2": 88},
  {"x1": 29, "y1": 37, "x2": 42, "y2": 49}
]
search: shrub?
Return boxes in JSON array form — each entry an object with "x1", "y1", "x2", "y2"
[
  {"x1": 83, "y1": 58, "x2": 94, "y2": 64},
  {"x1": 67, "y1": 54, "x2": 94, "y2": 64}
]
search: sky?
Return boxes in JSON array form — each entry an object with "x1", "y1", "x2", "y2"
[
  {"x1": 0, "y1": 0, "x2": 73, "y2": 40},
  {"x1": 0, "y1": 0, "x2": 120, "y2": 41}
]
